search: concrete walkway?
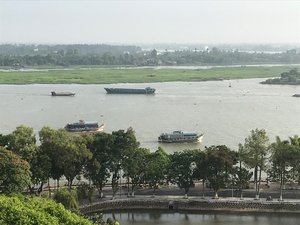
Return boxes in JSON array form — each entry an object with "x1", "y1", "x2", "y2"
[{"x1": 79, "y1": 181, "x2": 300, "y2": 206}]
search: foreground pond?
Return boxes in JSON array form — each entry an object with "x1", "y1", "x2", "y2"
[{"x1": 100, "y1": 209, "x2": 300, "y2": 225}]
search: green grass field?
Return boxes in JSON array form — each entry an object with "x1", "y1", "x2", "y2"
[{"x1": 0, "y1": 66, "x2": 298, "y2": 84}]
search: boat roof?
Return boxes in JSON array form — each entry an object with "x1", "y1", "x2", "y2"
[
  {"x1": 160, "y1": 131, "x2": 198, "y2": 135},
  {"x1": 67, "y1": 121, "x2": 98, "y2": 125}
]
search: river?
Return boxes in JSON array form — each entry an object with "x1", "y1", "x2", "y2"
[{"x1": 1, "y1": 78, "x2": 299, "y2": 154}]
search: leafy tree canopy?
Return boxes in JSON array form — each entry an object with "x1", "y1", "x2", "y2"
[
  {"x1": 6, "y1": 125, "x2": 37, "y2": 162},
  {"x1": 0, "y1": 194, "x2": 92, "y2": 225},
  {"x1": 0, "y1": 147, "x2": 32, "y2": 195}
]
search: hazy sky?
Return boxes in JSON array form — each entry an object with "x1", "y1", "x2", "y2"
[{"x1": 0, "y1": 0, "x2": 299, "y2": 45}]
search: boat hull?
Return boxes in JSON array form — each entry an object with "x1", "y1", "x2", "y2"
[
  {"x1": 51, "y1": 91, "x2": 75, "y2": 96},
  {"x1": 65, "y1": 121, "x2": 105, "y2": 132},
  {"x1": 158, "y1": 131, "x2": 204, "y2": 143},
  {"x1": 104, "y1": 87, "x2": 155, "y2": 94},
  {"x1": 293, "y1": 94, "x2": 300, "y2": 97}
]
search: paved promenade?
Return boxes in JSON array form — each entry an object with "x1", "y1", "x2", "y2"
[
  {"x1": 86, "y1": 181, "x2": 300, "y2": 204},
  {"x1": 79, "y1": 181, "x2": 300, "y2": 214}
]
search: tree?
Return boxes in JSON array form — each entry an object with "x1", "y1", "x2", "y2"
[
  {"x1": 203, "y1": 145, "x2": 235, "y2": 199},
  {"x1": 109, "y1": 127, "x2": 140, "y2": 199},
  {"x1": 0, "y1": 147, "x2": 32, "y2": 195},
  {"x1": 29, "y1": 146, "x2": 52, "y2": 195},
  {"x1": 39, "y1": 127, "x2": 92, "y2": 189},
  {"x1": 77, "y1": 183, "x2": 95, "y2": 204},
  {"x1": 193, "y1": 150, "x2": 207, "y2": 198},
  {"x1": 268, "y1": 136, "x2": 293, "y2": 201},
  {"x1": 84, "y1": 132, "x2": 113, "y2": 198},
  {"x1": 90, "y1": 213, "x2": 119, "y2": 225},
  {"x1": 6, "y1": 125, "x2": 37, "y2": 164},
  {"x1": 144, "y1": 147, "x2": 170, "y2": 196},
  {"x1": 289, "y1": 135, "x2": 300, "y2": 189},
  {"x1": 6, "y1": 125, "x2": 50, "y2": 194},
  {"x1": 122, "y1": 147, "x2": 150, "y2": 197},
  {"x1": 62, "y1": 135, "x2": 93, "y2": 189},
  {"x1": 6, "y1": 125, "x2": 40, "y2": 193},
  {"x1": 0, "y1": 134, "x2": 8, "y2": 146},
  {"x1": 240, "y1": 128, "x2": 270, "y2": 199},
  {"x1": 0, "y1": 194, "x2": 92, "y2": 225},
  {"x1": 39, "y1": 127, "x2": 69, "y2": 187},
  {"x1": 233, "y1": 144, "x2": 253, "y2": 199},
  {"x1": 232, "y1": 166, "x2": 253, "y2": 199},
  {"x1": 151, "y1": 49, "x2": 157, "y2": 58},
  {"x1": 168, "y1": 149, "x2": 200, "y2": 198},
  {"x1": 53, "y1": 188, "x2": 79, "y2": 213}
]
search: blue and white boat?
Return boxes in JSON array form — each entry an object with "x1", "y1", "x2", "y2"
[
  {"x1": 65, "y1": 120, "x2": 105, "y2": 132},
  {"x1": 158, "y1": 131, "x2": 204, "y2": 143}
]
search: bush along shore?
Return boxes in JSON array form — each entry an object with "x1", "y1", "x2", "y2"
[{"x1": 260, "y1": 68, "x2": 300, "y2": 85}]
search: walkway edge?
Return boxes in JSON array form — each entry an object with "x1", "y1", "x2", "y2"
[{"x1": 80, "y1": 198, "x2": 300, "y2": 214}]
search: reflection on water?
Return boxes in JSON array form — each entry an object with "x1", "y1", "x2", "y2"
[{"x1": 101, "y1": 210, "x2": 300, "y2": 225}]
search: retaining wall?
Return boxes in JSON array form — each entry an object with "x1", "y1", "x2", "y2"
[{"x1": 80, "y1": 198, "x2": 300, "y2": 214}]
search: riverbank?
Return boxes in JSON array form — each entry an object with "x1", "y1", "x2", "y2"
[
  {"x1": 0, "y1": 65, "x2": 299, "y2": 84},
  {"x1": 80, "y1": 198, "x2": 300, "y2": 215},
  {"x1": 79, "y1": 181, "x2": 300, "y2": 214}
]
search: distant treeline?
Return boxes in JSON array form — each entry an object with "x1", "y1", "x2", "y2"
[{"x1": 0, "y1": 44, "x2": 299, "y2": 67}]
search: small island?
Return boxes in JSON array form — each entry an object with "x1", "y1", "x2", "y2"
[{"x1": 261, "y1": 68, "x2": 300, "y2": 85}]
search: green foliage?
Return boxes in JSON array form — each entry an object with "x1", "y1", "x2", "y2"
[
  {"x1": 90, "y1": 213, "x2": 119, "y2": 225},
  {"x1": 168, "y1": 149, "x2": 201, "y2": 196},
  {"x1": 77, "y1": 183, "x2": 95, "y2": 204},
  {"x1": 0, "y1": 194, "x2": 92, "y2": 225},
  {"x1": 202, "y1": 145, "x2": 235, "y2": 198},
  {"x1": 144, "y1": 147, "x2": 170, "y2": 195},
  {"x1": 0, "y1": 66, "x2": 298, "y2": 84},
  {"x1": 6, "y1": 125, "x2": 37, "y2": 162},
  {"x1": 39, "y1": 126, "x2": 92, "y2": 188},
  {"x1": 1, "y1": 44, "x2": 299, "y2": 68},
  {"x1": 262, "y1": 68, "x2": 300, "y2": 85},
  {"x1": 29, "y1": 146, "x2": 52, "y2": 189},
  {"x1": 63, "y1": 135, "x2": 93, "y2": 188},
  {"x1": 232, "y1": 166, "x2": 253, "y2": 190},
  {"x1": 84, "y1": 132, "x2": 112, "y2": 196},
  {"x1": 0, "y1": 147, "x2": 32, "y2": 194},
  {"x1": 1, "y1": 122, "x2": 300, "y2": 213},
  {"x1": 6, "y1": 125, "x2": 46, "y2": 194},
  {"x1": 289, "y1": 135, "x2": 300, "y2": 184},
  {"x1": 0, "y1": 134, "x2": 8, "y2": 146},
  {"x1": 87, "y1": 185, "x2": 95, "y2": 204},
  {"x1": 39, "y1": 126, "x2": 70, "y2": 181},
  {"x1": 241, "y1": 128, "x2": 270, "y2": 170},
  {"x1": 268, "y1": 136, "x2": 296, "y2": 200},
  {"x1": 109, "y1": 127, "x2": 140, "y2": 198},
  {"x1": 122, "y1": 147, "x2": 150, "y2": 195},
  {"x1": 268, "y1": 136, "x2": 294, "y2": 181},
  {"x1": 53, "y1": 188, "x2": 79, "y2": 214},
  {"x1": 239, "y1": 128, "x2": 270, "y2": 198}
]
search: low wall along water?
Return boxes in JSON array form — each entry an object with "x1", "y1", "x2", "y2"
[{"x1": 80, "y1": 198, "x2": 300, "y2": 215}]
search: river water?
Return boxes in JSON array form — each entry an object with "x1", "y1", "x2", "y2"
[
  {"x1": 1, "y1": 79, "x2": 299, "y2": 154},
  {"x1": 101, "y1": 210, "x2": 300, "y2": 225}
]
